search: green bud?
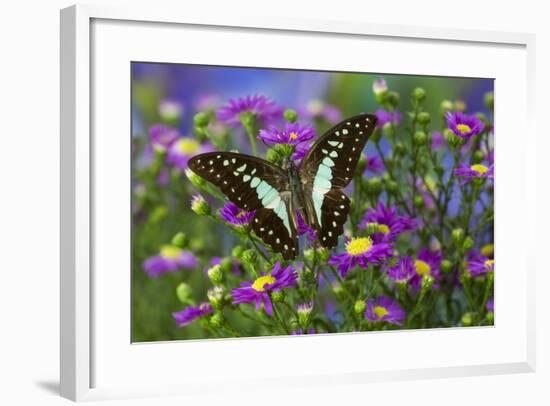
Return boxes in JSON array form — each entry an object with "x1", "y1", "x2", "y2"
[
  {"x1": 271, "y1": 290, "x2": 285, "y2": 303},
  {"x1": 232, "y1": 245, "x2": 244, "y2": 260},
  {"x1": 150, "y1": 206, "x2": 168, "y2": 223},
  {"x1": 440, "y1": 259, "x2": 453, "y2": 274},
  {"x1": 265, "y1": 148, "x2": 281, "y2": 165},
  {"x1": 354, "y1": 300, "x2": 366, "y2": 315},
  {"x1": 448, "y1": 133, "x2": 466, "y2": 147},
  {"x1": 463, "y1": 236, "x2": 475, "y2": 251},
  {"x1": 193, "y1": 112, "x2": 210, "y2": 128},
  {"x1": 274, "y1": 143, "x2": 294, "y2": 159},
  {"x1": 387, "y1": 91, "x2": 400, "y2": 108},
  {"x1": 413, "y1": 130, "x2": 428, "y2": 146},
  {"x1": 386, "y1": 179, "x2": 398, "y2": 194},
  {"x1": 416, "y1": 111, "x2": 431, "y2": 125},
  {"x1": 413, "y1": 87, "x2": 426, "y2": 102},
  {"x1": 185, "y1": 168, "x2": 206, "y2": 188},
  {"x1": 209, "y1": 312, "x2": 225, "y2": 328},
  {"x1": 440, "y1": 99, "x2": 453, "y2": 114},
  {"x1": 176, "y1": 283, "x2": 194, "y2": 305},
  {"x1": 316, "y1": 247, "x2": 330, "y2": 263},
  {"x1": 451, "y1": 228, "x2": 465, "y2": 246},
  {"x1": 303, "y1": 248, "x2": 315, "y2": 263},
  {"x1": 241, "y1": 249, "x2": 257, "y2": 266},
  {"x1": 357, "y1": 155, "x2": 367, "y2": 172},
  {"x1": 473, "y1": 150, "x2": 484, "y2": 164},
  {"x1": 421, "y1": 275, "x2": 435, "y2": 291},
  {"x1": 486, "y1": 311, "x2": 494, "y2": 324},
  {"x1": 171, "y1": 232, "x2": 187, "y2": 248},
  {"x1": 366, "y1": 177, "x2": 382, "y2": 195},
  {"x1": 219, "y1": 257, "x2": 234, "y2": 273},
  {"x1": 461, "y1": 312, "x2": 473, "y2": 326},
  {"x1": 296, "y1": 302, "x2": 313, "y2": 327},
  {"x1": 484, "y1": 92, "x2": 494, "y2": 110},
  {"x1": 207, "y1": 264, "x2": 224, "y2": 285},
  {"x1": 190, "y1": 193, "x2": 211, "y2": 216},
  {"x1": 365, "y1": 222, "x2": 379, "y2": 235},
  {"x1": 283, "y1": 108, "x2": 298, "y2": 123},
  {"x1": 207, "y1": 286, "x2": 225, "y2": 309},
  {"x1": 413, "y1": 195, "x2": 424, "y2": 209},
  {"x1": 394, "y1": 142, "x2": 406, "y2": 156}
]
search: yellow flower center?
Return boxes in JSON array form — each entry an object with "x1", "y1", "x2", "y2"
[
  {"x1": 177, "y1": 139, "x2": 200, "y2": 154},
  {"x1": 456, "y1": 123, "x2": 472, "y2": 135},
  {"x1": 484, "y1": 259, "x2": 495, "y2": 270},
  {"x1": 289, "y1": 132, "x2": 298, "y2": 140},
  {"x1": 160, "y1": 245, "x2": 183, "y2": 259},
  {"x1": 481, "y1": 244, "x2": 494, "y2": 257},
  {"x1": 373, "y1": 306, "x2": 389, "y2": 318},
  {"x1": 470, "y1": 164, "x2": 489, "y2": 175},
  {"x1": 346, "y1": 237, "x2": 373, "y2": 256},
  {"x1": 415, "y1": 260, "x2": 431, "y2": 276},
  {"x1": 377, "y1": 224, "x2": 390, "y2": 235},
  {"x1": 252, "y1": 275, "x2": 276, "y2": 292},
  {"x1": 236, "y1": 210, "x2": 247, "y2": 218}
]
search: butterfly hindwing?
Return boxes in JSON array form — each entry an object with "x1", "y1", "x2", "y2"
[
  {"x1": 318, "y1": 189, "x2": 350, "y2": 249},
  {"x1": 299, "y1": 113, "x2": 377, "y2": 246},
  {"x1": 188, "y1": 152, "x2": 298, "y2": 259}
]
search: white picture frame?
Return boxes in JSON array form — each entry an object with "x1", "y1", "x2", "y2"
[{"x1": 60, "y1": 4, "x2": 536, "y2": 402}]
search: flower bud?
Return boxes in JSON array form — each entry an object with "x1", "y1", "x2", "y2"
[
  {"x1": 461, "y1": 312, "x2": 473, "y2": 326},
  {"x1": 304, "y1": 248, "x2": 314, "y2": 263},
  {"x1": 451, "y1": 228, "x2": 465, "y2": 246},
  {"x1": 207, "y1": 286, "x2": 225, "y2": 309},
  {"x1": 413, "y1": 130, "x2": 428, "y2": 146},
  {"x1": 159, "y1": 100, "x2": 183, "y2": 125},
  {"x1": 357, "y1": 155, "x2": 367, "y2": 172},
  {"x1": 193, "y1": 112, "x2": 210, "y2": 128},
  {"x1": 241, "y1": 249, "x2": 257, "y2": 266},
  {"x1": 486, "y1": 311, "x2": 494, "y2": 324},
  {"x1": 463, "y1": 236, "x2": 475, "y2": 251},
  {"x1": 440, "y1": 99, "x2": 453, "y2": 114},
  {"x1": 185, "y1": 168, "x2": 206, "y2": 188},
  {"x1": 316, "y1": 247, "x2": 330, "y2": 263},
  {"x1": 366, "y1": 177, "x2": 382, "y2": 195},
  {"x1": 365, "y1": 222, "x2": 380, "y2": 235},
  {"x1": 484, "y1": 92, "x2": 494, "y2": 110},
  {"x1": 448, "y1": 133, "x2": 467, "y2": 147},
  {"x1": 219, "y1": 257, "x2": 234, "y2": 273},
  {"x1": 207, "y1": 264, "x2": 224, "y2": 285},
  {"x1": 171, "y1": 232, "x2": 187, "y2": 248},
  {"x1": 354, "y1": 300, "x2": 366, "y2": 315},
  {"x1": 232, "y1": 245, "x2": 244, "y2": 259},
  {"x1": 274, "y1": 143, "x2": 294, "y2": 159},
  {"x1": 150, "y1": 206, "x2": 168, "y2": 223},
  {"x1": 454, "y1": 100, "x2": 466, "y2": 112},
  {"x1": 421, "y1": 275, "x2": 435, "y2": 291},
  {"x1": 385, "y1": 179, "x2": 399, "y2": 194},
  {"x1": 440, "y1": 259, "x2": 453, "y2": 274},
  {"x1": 394, "y1": 141, "x2": 406, "y2": 156},
  {"x1": 416, "y1": 111, "x2": 431, "y2": 125},
  {"x1": 176, "y1": 283, "x2": 194, "y2": 305},
  {"x1": 283, "y1": 108, "x2": 298, "y2": 123},
  {"x1": 209, "y1": 312, "x2": 225, "y2": 328},
  {"x1": 271, "y1": 290, "x2": 285, "y2": 303},
  {"x1": 191, "y1": 193, "x2": 211, "y2": 216},
  {"x1": 473, "y1": 150, "x2": 484, "y2": 164},
  {"x1": 387, "y1": 91, "x2": 400, "y2": 108},
  {"x1": 372, "y1": 78, "x2": 388, "y2": 96},
  {"x1": 413, "y1": 195, "x2": 424, "y2": 210},
  {"x1": 413, "y1": 87, "x2": 426, "y2": 102},
  {"x1": 297, "y1": 302, "x2": 313, "y2": 326}
]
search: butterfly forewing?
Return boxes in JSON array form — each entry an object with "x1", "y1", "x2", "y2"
[
  {"x1": 299, "y1": 113, "x2": 377, "y2": 248},
  {"x1": 188, "y1": 152, "x2": 298, "y2": 259}
]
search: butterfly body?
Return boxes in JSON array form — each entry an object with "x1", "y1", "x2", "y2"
[{"x1": 188, "y1": 113, "x2": 377, "y2": 260}]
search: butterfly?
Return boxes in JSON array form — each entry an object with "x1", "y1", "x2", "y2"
[{"x1": 188, "y1": 113, "x2": 377, "y2": 260}]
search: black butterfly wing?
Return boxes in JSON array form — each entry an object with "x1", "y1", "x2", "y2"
[
  {"x1": 299, "y1": 113, "x2": 377, "y2": 248},
  {"x1": 188, "y1": 152, "x2": 298, "y2": 260}
]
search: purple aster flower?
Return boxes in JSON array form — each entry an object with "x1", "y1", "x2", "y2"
[
  {"x1": 454, "y1": 163, "x2": 494, "y2": 186},
  {"x1": 328, "y1": 237, "x2": 393, "y2": 278},
  {"x1": 359, "y1": 202, "x2": 416, "y2": 242},
  {"x1": 387, "y1": 256, "x2": 416, "y2": 284},
  {"x1": 374, "y1": 109, "x2": 401, "y2": 128},
  {"x1": 300, "y1": 100, "x2": 342, "y2": 124},
  {"x1": 364, "y1": 295, "x2": 406, "y2": 326},
  {"x1": 172, "y1": 303, "x2": 213, "y2": 327},
  {"x1": 364, "y1": 155, "x2": 384, "y2": 174},
  {"x1": 466, "y1": 252, "x2": 494, "y2": 277},
  {"x1": 445, "y1": 111, "x2": 484, "y2": 140},
  {"x1": 431, "y1": 131, "x2": 445, "y2": 150},
  {"x1": 292, "y1": 142, "x2": 312, "y2": 163},
  {"x1": 219, "y1": 202, "x2": 255, "y2": 227},
  {"x1": 167, "y1": 137, "x2": 215, "y2": 170},
  {"x1": 486, "y1": 298, "x2": 494, "y2": 313},
  {"x1": 231, "y1": 262, "x2": 297, "y2": 316},
  {"x1": 258, "y1": 122, "x2": 315, "y2": 146},
  {"x1": 296, "y1": 211, "x2": 317, "y2": 242},
  {"x1": 409, "y1": 249, "x2": 442, "y2": 291},
  {"x1": 216, "y1": 94, "x2": 282, "y2": 127},
  {"x1": 149, "y1": 124, "x2": 179, "y2": 152},
  {"x1": 143, "y1": 245, "x2": 199, "y2": 278}
]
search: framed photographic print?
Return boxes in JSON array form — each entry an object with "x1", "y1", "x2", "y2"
[{"x1": 60, "y1": 4, "x2": 536, "y2": 402}]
